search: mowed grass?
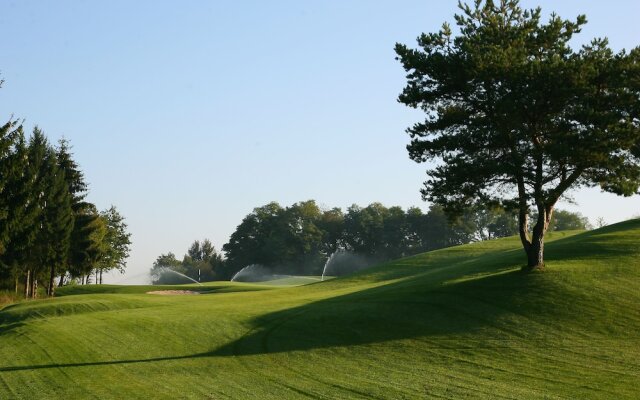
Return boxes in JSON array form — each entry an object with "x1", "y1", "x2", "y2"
[{"x1": 0, "y1": 221, "x2": 639, "y2": 399}]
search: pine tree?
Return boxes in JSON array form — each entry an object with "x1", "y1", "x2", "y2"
[
  {"x1": 56, "y1": 138, "x2": 95, "y2": 286},
  {"x1": 1, "y1": 128, "x2": 41, "y2": 293},
  {"x1": 0, "y1": 120, "x2": 21, "y2": 257},
  {"x1": 42, "y1": 153, "x2": 73, "y2": 297}
]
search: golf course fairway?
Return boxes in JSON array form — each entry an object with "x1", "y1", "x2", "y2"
[{"x1": 1, "y1": 220, "x2": 639, "y2": 399}]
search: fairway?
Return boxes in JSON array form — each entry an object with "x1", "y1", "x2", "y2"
[{"x1": 1, "y1": 221, "x2": 639, "y2": 399}]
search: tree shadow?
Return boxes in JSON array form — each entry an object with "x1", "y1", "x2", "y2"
[
  {"x1": 0, "y1": 351, "x2": 227, "y2": 373},
  {"x1": 211, "y1": 263, "x2": 561, "y2": 357},
  {"x1": 3, "y1": 223, "x2": 636, "y2": 371},
  {"x1": 212, "y1": 224, "x2": 640, "y2": 357}
]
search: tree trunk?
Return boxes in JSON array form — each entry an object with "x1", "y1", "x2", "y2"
[
  {"x1": 522, "y1": 205, "x2": 554, "y2": 272},
  {"x1": 48, "y1": 265, "x2": 56, "y2": 297},
  {"x1": 99, "y1": 269, "x2": 103, "y2": 285},
  {"x1": 58, "y1": 274, "x2": 65, "y2": 287},
  {"x1": 24, "y1": 270, "x2": 30, "y2": 298},
  {"x1": 32, "y1": 279, "x2": 38, "y2": 299},
  {"x1": 15, "y1": 277, "x2": 19, "y2": 295},
  {"x1": 526, "y1": 231, "x2": 545, "y2": 269}
]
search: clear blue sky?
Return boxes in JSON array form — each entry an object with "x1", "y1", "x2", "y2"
[{"x1": 1, "y1": 1, "x2": 639, "y2": 283}]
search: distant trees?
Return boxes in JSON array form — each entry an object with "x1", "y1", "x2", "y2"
[
  {"x1": 548, "y1": 210, "x2": 592, "y2": 231},
  {"x1": 218, "y1": 201, "x2": 526, "y2": 280},
  {"x1": 395, "y1": 1, "x2": 640, "y2": 270},
  {"x1": 152, "y1": 199, "x2": 594, "y2": 283},
  {"x1": 0, "y1": 91, "x2": 131, "y2": 296},
  {"x1": 150, "y1": 239, "x2": 223, "y2": 284}
]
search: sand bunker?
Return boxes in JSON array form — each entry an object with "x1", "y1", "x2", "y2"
[{"x1": 146, "y1": 290, "x2": 200, "y2": 295}]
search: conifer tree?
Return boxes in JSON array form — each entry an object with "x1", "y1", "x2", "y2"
[
  {"x1": 41, "y1": 151, "x2": 73, "y2": 296},
  {"x1": 1, "y1": 128, "x2": 40, "y2": 293},
  {"x1": 56, "y1": 138, "x2": 98, "y2": 286},
  {"x1": 396, "y1": 0, "x2": 640, "y2": 270},
  {"x1": 0, "y1": 120, "x2": 21, "y2": 257}
]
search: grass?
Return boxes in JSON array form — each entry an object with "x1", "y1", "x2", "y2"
[
  {"x1": 0, "y1": 222, "x2": 638, "y2": 399},
  {"x1": 0, "y1": 290, "x2": 21, "y2": 308}
]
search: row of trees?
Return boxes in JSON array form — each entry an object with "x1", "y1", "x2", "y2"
[
  {"x1": 150, "y1": 239, "x2": 224, "y2": 284},
  {"x1": 0, "y1": 102, "x2": 131, "y2": 297},
  {"x1": 152, "y1": 200, "x2": 592, "y2": 282}
]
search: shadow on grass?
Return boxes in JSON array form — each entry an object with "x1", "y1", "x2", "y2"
[
  {"x1": 212, "y1": 222, "x2": 640, "y2": 357},
  {"x1": 0, "y1": 268, "x2": 550, "y2": 372},
  {"x1": 2, "y1": 221, "x2": 637, "y2": 371},
  {"x1": 0, "y1": 351, "x2": 223, "y2": 372},
  {"x1": 210, "y1": 269, "x2": 567, "y2": 357}
]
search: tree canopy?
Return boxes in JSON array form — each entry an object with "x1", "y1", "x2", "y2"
[
  {"x1": 395, "y1": 0, "x2": 640, "y2": 270},
  {"x1": 0, "y1": 79, "x2": 132, "y2": 295}
]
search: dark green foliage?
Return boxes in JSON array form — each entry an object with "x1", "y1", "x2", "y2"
[
  {"x1": 0, "y1": 127, "x2": 128, "y2": 294},
  {"x1": 21, "y1": 129, "x2": 74, "y2": 296},
  {"x1": 221, "y1": 201, "x2": 325, "y2": 276},
  {"x1": 68, "y1": 205, "x2": 107, "y2": 281},
  {"x1": 396, "y1": 0, "x2": 640, "y2": 269},
  {"x1": 0, "y1": 129, "x2": 40, "y2": 291},
  {"x1": 56, "y1": 138, "x2": 87, "y2": 208},
  {"x1": 40, "y1": 148, "x2": 74, "y2": 296},
  {"x1": 183, "y1": 239, "x2": 224, "y2": 282},
  {"x1": 214, "y1": 200, "x2": 521, "y2": 279},
  {"x1": 0, "y1": 82, "x2": 129, "y2": 295},
  {"x1": 0, "y1": 120, "x2": 23, "y2": 257}
]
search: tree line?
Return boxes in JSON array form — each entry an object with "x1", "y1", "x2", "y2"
[
  {"x1": 151, "y1": 200, "x2": 591, "y2": 283},
  {"x1": 0, "y1": 97, "x2": 131, "y2": 298}
]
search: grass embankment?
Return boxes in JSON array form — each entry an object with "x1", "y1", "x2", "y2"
[
  {"x1": 0, "y1": 221, "x2": 638, "y2": 399},
  {"x1": 0, "y1": 290, "x2": 21, "y2": 308}
]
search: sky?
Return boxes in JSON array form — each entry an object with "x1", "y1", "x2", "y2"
[{"x1": 1, "y1": 1, "x2": 639, "y2": 283}]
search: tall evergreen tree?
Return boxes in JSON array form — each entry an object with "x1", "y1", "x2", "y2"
[
  {"x1": 56, "y1": 138, "x2": 98, "y2": 286},
  {"x1": 1, "y1": 128, "x2": 41, "y2": 293},
  {"x1": 21, "y1": 128, "x2": 51, "y2": 297},
  {"x1": 0, "y1": 120, "x2": 21, "y2": 257},
  {"x1": 56, "y1": 138, "x2": 87, "y2": 208},
  {"x1": 40, "y1": 151, "x2": 73, "y2": 296}
]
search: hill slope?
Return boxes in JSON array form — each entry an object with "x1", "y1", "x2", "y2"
[{"x1": 0, "y1": 221, "x2": 639, "y2": 399}]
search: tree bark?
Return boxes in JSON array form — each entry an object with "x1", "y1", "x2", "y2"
[
  {"x1": 99, "y1": 269, "x2": 103, "y2": 285},
  {"x1": 24, "y1": 270, "x2": 30, "y2": 298},
  {"x1": 58, "y1": 275, "x2": 65, "y2": 287},
  {"x1": 526, "y1": 230, "x2": 545, "y2": 269},
  {"x1": 48, "y1": 265, "x2": 56, "y2": 297},
  {"x1": 522, "y1": 204, "x2": 554, "y2": 271}
]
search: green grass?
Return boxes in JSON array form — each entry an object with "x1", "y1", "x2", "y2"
[
  {"x1": 0, "y1": 290, "x2": 21, "y2": 308},
  {"x1": 1, "y1": 222, "x2": 639, "y2": 399}
]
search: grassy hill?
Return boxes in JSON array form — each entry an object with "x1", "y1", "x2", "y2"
[{"x1": 0, "y1": 221, "x2": 639, "y2": 399}]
